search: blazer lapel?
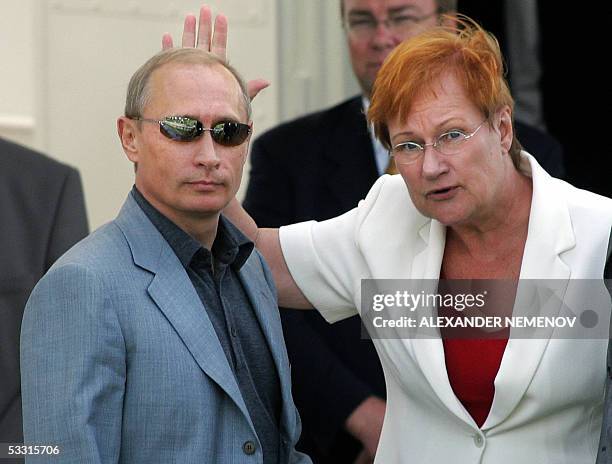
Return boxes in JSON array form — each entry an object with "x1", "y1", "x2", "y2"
[
  {"x1": 408, "y1": 220, "x2": 479, "y2": 426},
  {"x1": 354, "y1": 176, "x2": 474, "y2": 422},
  {"x1": 237, "y1": 256, "x2": 296, "y2": 435},
  {"x1": 483, "y1": 153, "x2": 575, "y2": 430},
  {"x1": 115, "y1": 195, "x2": 251, "y2": 421},
  {"x1": 398, "y1": 154, "x2": 577, "y2": 429}
]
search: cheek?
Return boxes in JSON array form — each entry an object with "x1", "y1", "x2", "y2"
[
  {"x1": 398, "y1": 163, "x2": 421, "y2": 186},
  {"x1": 461, "y1": 167, "x2": 495, "y2": 204},
  {"x1": 398, "y1": 170, "x2": 424, "y2": 202},
  {"x1": 225, "y1": 155, "x2": 246, "y2": 182},
  {"x1": 348, "y1": 41, "x2": 369, "y2": 66}
]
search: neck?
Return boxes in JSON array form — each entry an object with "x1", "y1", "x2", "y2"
[
  {"x1": 174, "y1": 214, "x2": 219, "y2": 250},
  {"x1": 137, "y1": 188, "x2": 220, "y2": 250}
]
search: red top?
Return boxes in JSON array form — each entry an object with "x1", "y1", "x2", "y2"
[{"x1": 442, "y1": 338, "x2": 509, "y2": 427}]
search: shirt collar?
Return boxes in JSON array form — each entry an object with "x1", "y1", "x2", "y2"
[
  {"x1": 214, "y1": 215, "x2": 254, "y2": 270},
  {"x1": 362, "y1": 96, "x2": 391, "y2": 176}
]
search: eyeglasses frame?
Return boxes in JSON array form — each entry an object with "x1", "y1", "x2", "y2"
[{"x1": 389, "y1": 118, "x2": 489, "y2": 165}]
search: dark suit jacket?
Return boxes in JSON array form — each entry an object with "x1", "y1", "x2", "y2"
[
  {"x1": 0, "y1": 137, "x2": 88, "y2": 458},
  {"x1": 243, "y1": 95, "x2": 565, "y2": 463}
]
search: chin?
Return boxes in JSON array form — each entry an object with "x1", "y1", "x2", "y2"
[
  {"x1": 182, "y1": 199, "x2": 228, "y2": 216},
  {"x1": 425, "y1": 205, "x2": 471, "y2": 227}
]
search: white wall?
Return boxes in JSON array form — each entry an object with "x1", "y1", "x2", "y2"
[
  {"x1": 0, "y1": 0, "x2": 279, "y2": 229},
  {"x1": 277, "y1": 0, "x2": 359, "y2": 122},
  {"x1": 0, "y1": 1, "x2": 38, "y2": 147},
  {"x1": 0, "y1": 0, "x2": 356, "y2": 229}
]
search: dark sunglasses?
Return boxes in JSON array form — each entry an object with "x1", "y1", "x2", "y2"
[{"x1": 131, "y1": 116, "x2": 251, "y2": 146}]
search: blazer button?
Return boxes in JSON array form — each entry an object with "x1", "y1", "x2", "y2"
[
  {"x1": 473, "y1": 434, "x2": 485, "y2": 448},
  {"x1": 243, "y1": 441, "x2": 257, "y2": 455}
]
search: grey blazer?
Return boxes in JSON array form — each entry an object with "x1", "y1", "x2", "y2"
[
  {"x1": 0, "y1": 137, "x2": 88, "y2": 454},
  {"x1": 20, "y1": 194, "x2": 310, "y2": 464}
]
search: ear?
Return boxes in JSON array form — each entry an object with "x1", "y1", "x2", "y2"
[
  {"x1": 117, "y1": 117, "x2": 141, "y2": 164},
  {"x1": 496, "y1": 105, "x2": 513, "y2": 154}
]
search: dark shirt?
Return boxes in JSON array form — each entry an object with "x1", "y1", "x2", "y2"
[{"x1": 132, "y1": 187, "x2": 281, "y2": 464}]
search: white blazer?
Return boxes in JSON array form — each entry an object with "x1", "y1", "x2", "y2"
[{"x1": 280, "y1": 152, "x2": 612, "y2": 463}]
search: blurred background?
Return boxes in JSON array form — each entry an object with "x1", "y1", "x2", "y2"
[{"x1": 1, "y1": 1, "x2": 609, "y2": 230}]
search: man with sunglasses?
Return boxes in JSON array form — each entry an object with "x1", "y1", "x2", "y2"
[{"x1": 20, "y1": 42, "x2": 310, "y2": 463}]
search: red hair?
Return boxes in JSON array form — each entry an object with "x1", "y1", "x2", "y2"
[{"x1": 368, "y1": 15, "x2": 522, "y2": 166}]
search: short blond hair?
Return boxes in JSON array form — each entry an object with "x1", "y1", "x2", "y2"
[{"x1": 124, "y1": 48, "x2": 251, "y2": 120}]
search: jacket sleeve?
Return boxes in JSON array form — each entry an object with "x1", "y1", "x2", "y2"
[{"x1": 21, "y1": 263, "x2": 125, "y2": 464}]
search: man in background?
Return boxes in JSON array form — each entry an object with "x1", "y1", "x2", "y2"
[
  {"x1": 0, "y1": 136, "x2": 88, "y2": 463},
  {"x1": 244, "y1": 1, "x2": 564, "y2": 462}
]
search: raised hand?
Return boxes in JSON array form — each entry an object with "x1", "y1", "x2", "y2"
[{"x1": 161, "y1": 5, "x2": 269, "y2": 100}]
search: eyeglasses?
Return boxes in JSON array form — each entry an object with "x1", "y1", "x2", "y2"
[
  {"x1": 390, "y1": 119, "x2": 488, "y2": 165},
  {"x1": 131, "y1": 116, "x2": 251, "y2": 146},
  {"x1": 346, "y1": 9, "x2": 439, "y2": 39}
]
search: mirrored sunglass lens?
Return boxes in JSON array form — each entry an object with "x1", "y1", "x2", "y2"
[
  {"x1": 160, "y1": 117, "x2": 201, "y2": 141},
  {"x1": 211, "y1": 122, "x2": 249, "y2": 146}
]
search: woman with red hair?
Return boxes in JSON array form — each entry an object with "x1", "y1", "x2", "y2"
[{"x1": 184, "y1": 11, "x2": 612, "y2": 463}]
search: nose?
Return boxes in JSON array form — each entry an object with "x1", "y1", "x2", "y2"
[
  {"x1": 420, "y1": 145, "x2": 449, "y2": 180},
  {"x1": 193, "y1": 132, "x2": 221, "y2": 169},
  {"x1": 371, "y1": 20, "x2": 401, "y2": 50}
]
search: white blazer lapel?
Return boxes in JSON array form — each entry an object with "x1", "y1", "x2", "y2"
[
  {"x1": 408, "y1": 220, "x2": 478, "y2": 425},
  {"x1": 483, "y1": 153, "x2": 575, "y2": 430}
]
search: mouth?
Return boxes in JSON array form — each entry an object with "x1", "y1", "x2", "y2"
[
  {"x1": 190, "y1": 180, "x2": 222, "y2": 185},
  {"x1": 426, "y1": 186, "x2": 459, "y2": 200},
  {"x1": 188, "y1": 180, "x2": 223, "y2": 191}
]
